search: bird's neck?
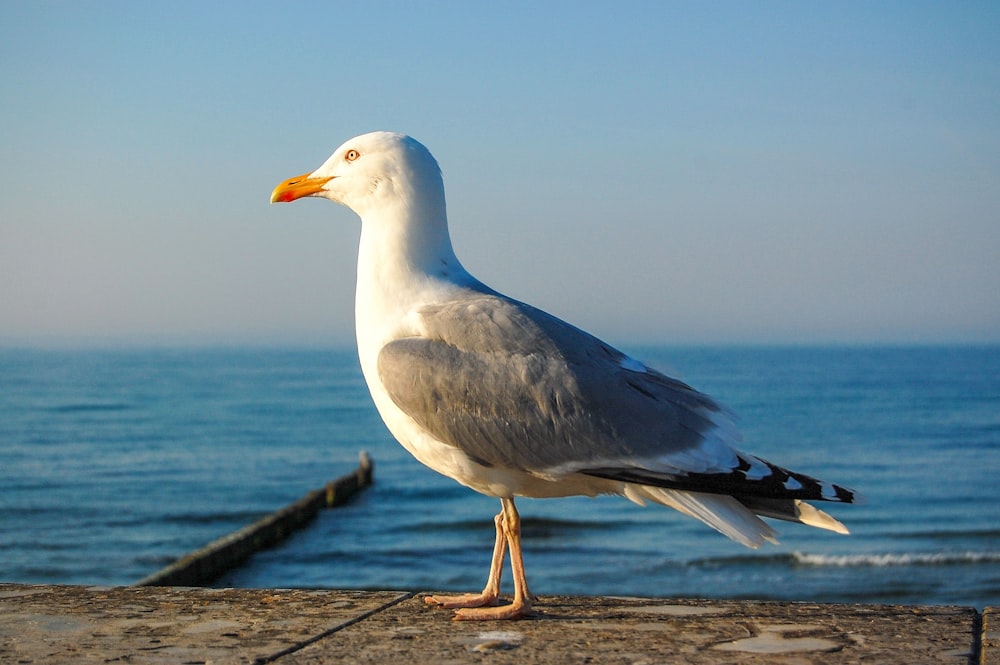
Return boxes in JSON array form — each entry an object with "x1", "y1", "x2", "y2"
[
  {"x1": 354, "y1": 197, "x2": 470, "y2": 359},
  {"x1": 357, "y1": 193, "x2": 463, "y2": 283}
]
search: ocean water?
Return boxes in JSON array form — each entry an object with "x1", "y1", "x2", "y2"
[{"x1": 2, "y1": 345, "x2": 998, "y2": 608}]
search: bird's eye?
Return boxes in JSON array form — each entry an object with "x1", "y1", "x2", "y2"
[{"x1": 345, "y1": 149, "x2": 360, "y2": 162}]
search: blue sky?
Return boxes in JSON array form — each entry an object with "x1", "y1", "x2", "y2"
[{"x1": 2, "y1": 1, "x2": 998, "y2": 346}]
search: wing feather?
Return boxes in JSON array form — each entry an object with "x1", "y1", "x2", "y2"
[{"x1": 377, "y1": 292, "x2": 859, "y2": 504}]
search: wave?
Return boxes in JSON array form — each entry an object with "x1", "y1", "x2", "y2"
[
  {"x1": 44, "y1": 402, "x2": 132, "y2": 413},
  {"x1": 681, "y1": 549, "x2": 1000, "y2": 570},
  {"x1": 791, "y1": 550, "x2": 1000, "y2": 567},
  {"x1": 889, "y1": 528, "x2": 1000, "y2": 541}
]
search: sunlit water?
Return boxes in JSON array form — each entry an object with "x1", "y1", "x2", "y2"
[{"x1": 2, "y1": 346, "x2": 998, "y2": 608}]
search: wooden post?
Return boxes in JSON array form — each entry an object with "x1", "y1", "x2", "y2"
[{"x1": 136, "y1": 452, "x2": 373, "y2": 587}]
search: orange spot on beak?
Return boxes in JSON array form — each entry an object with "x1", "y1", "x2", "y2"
[{"x1": 270, "y1": 173, "x2": 334, "y2": 203}]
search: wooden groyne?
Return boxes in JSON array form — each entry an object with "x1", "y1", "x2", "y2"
[{"x1": 136, "y1": 452, "x2": 373, "y2": 587}]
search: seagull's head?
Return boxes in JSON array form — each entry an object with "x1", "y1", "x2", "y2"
[{"x1": 270, "y1": 131, "x2": 444, "y2": 219}]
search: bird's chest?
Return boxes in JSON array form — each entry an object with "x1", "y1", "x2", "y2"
[
  {"x1": 363, "y1": 370, "x2": 502, "y2": 492},
  {"x1": 352, "y1": 294, "x2": 479, "y2": 486}
]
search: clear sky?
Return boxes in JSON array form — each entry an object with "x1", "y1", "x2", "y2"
[{"x1": 2, "y1": 1, "x2": 998, "y2": 347}]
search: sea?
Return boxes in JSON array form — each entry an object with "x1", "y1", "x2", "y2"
[{"x1": 2, "y1": 345, "x2": 998, "y2": 609}]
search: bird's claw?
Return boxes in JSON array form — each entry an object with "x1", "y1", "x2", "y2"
[
  {"x1": 424, "y1": 593, "x2": 501, "y2": 609},
  {"x1": 451, "y1": 599, "x2": 534, "y2": 621}
]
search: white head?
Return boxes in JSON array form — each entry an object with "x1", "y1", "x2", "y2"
[
  {"x1": 270, "y1": 131, "x2": 445, "y2": 222},
  {"x1": 272, "y1": 131, "x2": 466, "y2": 283}
]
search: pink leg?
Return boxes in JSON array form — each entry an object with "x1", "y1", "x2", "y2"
[
  {"x1": 425, "y1": 510, "x2": 506, "y2": 609},
  {"x1": 453, "y1": 497, "x2": 534, "y2": 621}
]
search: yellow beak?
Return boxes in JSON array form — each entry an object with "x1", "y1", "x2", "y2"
[{"x1": 270, "y1": 173, "x2": 334, "y2": 203}]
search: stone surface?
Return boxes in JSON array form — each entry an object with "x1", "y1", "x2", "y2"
[
  {"x1": 286, "y1": 593, "x2": 980, "y2": 665},
  {"x1": 0, "y1": 584, "x2": 984, "y2": 664},
  {"x1": 0, "y1": 584, "x2": 408, "y2": 664},
  {"x1": 984, "y1": 606, "x2": 998, "y2": 665}
]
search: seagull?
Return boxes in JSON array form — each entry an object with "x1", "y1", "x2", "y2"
[{"x1": 271, "y1": 131, "x2": 859, "y2": 621}]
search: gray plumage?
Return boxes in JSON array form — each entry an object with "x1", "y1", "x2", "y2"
[{"x1": 378, "y1": 289, "x2": 857, "y2": 506}]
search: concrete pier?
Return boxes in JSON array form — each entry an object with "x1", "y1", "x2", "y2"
[{"x1": 0, "y1": 583, "x2": 991, "y2": 664}]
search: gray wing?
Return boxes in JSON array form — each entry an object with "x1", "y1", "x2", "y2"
[{"x1": 377, "y1": 292, "x2": 857, "y2": 503}]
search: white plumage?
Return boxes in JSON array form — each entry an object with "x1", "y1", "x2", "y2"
[{"x1": 271, "y1": 131, "x2": 859, "y2": 620}]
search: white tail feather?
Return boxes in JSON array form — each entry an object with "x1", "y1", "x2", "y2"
[
  {"x1": 625, "y1": 484, "x2": 779, "y2": 549},
  {"x1": 789, "y1": 500, "x2": 850, "y2": 534},
  {"x1": 737, "y1": 498, "x2": 851, "y2": 535}
]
